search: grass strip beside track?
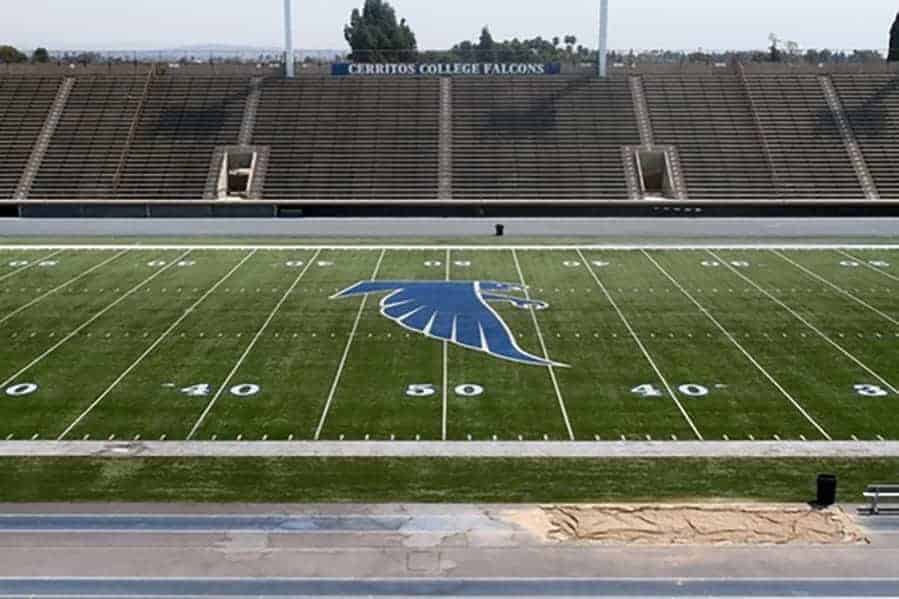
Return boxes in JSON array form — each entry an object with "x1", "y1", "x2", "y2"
[{"x1": 0, "y1": 457, "x2": 897, "y2": 503}]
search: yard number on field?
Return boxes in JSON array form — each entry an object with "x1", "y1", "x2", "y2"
[
  {"x1": 406, "y1": 383, "x2": 484, "y2": 398},
  {"x1": 4, "y1": 383, "x2": 38, "y2": 397},
  {"x1": 178, "y1": 383, "x2": 261, "y2": 398},
  {"x1": 632, "y1": 383, "x2": 712, "y2": 398}
]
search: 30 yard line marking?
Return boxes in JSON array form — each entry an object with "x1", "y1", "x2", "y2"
[
  {"x1": 772, "y1": 250, "x2": 899, "y2": 327},
  {"x1": 0, "y1": 250, "x2": 191, "y2": 390},
  {"x1": 443, "y1": 248, "x2": 450, "y2": 442},
  {"x1": 187, "y1": 249, "x2": 322, "y2": 440},
  {"x1": 57, "y1": 250, "x2": 258, "y2": 441},
  {"x1": 512, "y1": 250, "x2": 575, "y2": 441},
  {"x1": 709, "y1": 250, "x2": 899, "y2": 395},
  {"x1": 314, "y1": 249, "x2": 386, "y2": 440},
  {"x1": 0, "y1": 249, "x2": 129, "y2": 326},
  {"x1": 577, "y1": 249, "x2": 703, "y2": 441},
  {"x1": 642, "y1": 250, "x2": 831, "y2": 441},
  {"x1": 0, "y1": 249, "x2": 63, "y2": 284},
  {"x1": 837, "y1": 249, "x2": 899, "y2": 284}
]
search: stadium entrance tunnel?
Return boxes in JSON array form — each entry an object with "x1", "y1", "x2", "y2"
[
  {"x1": 636, "y1": 148, "x2": 676, "y2": 200},
  {"x1": 218, "y1": 150, "x2": 256, "y2": 200}
]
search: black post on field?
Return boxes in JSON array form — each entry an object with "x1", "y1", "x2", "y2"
[{"x1": 890, "y1": 12, "x2": 899, "y2": 63}]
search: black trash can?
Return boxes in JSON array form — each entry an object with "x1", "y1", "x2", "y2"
[
  {"x1": 495, "y1": 224, "x2": 505, "y2": 237},
  {"x1": 816, "y1": 474, "x2": 837, "y2": 507}
]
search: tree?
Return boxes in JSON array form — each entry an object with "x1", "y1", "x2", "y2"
[
  {"x1": 890, "y1": 12, "x2": 899, "y2": 62},
  {"x1": 31, "y1": 47, "x2": 50, "y2": 63},
  {"x1": 344, "y1": 0, "x2": 417, "y2": 63},
  {"x1": 0, "y1": 45, "x2": 27, "y2": 64},
  {"x1": 768, "y1": 33, "x2": 782, "y2": 62},
  {"x1": 479, "y1": 27, "x2": 495, "y2": 51}
]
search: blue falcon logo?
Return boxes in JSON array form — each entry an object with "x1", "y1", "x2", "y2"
[{"x1": 332, "y1": 281, "x2": 567, "y2": 367}]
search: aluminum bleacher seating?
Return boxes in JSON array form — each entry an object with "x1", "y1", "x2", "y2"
[{"x1": 0, "y1": 77, "x2": 61, "y2": 199}]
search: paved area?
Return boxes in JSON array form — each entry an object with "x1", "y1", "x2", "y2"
[{"x1": 2, "y1": 217, "x2": 899, "y2": 238}]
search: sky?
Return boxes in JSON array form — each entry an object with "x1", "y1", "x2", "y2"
[{"x1": 3, "y1": 0, "x2": 897, "y2": 52}]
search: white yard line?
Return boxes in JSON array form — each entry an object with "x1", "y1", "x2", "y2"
[
  {"x1": 576, "y1": 249, "x2": 703, "y2": 440},
  {"x1": 442, "y1": 248, "x2": 450, "y2": 442},
  {"x1": 313, "y1": 249, "x2": 387, "y2": 441},
  {"x1": 512, "y1": 250, "x2": 575, "y2": 441},
  {"x1": 0, "y1": 250, "x2": 192, "y2": 390},
  {"x1": 187, "y1": 250, "x2": 322, "y2": 440},
  {"x1": 708, "y1": 250, "x2": 899, "y2": 395},
  {"x1": 837, "y1": 249, "x2": 899, "y2": 285},
  {"x1": 641, "y1": 250, "x2": 832, "y2": 440},
  {"x1": 57, "y1": 250, "x2": 259, "y2": 440},
  {"x1": 0, "y1": 249, "x2": 130, "y2": 326},
  {"x1": 772, "y1": 250, "x2": 899, "y2": 327},
  {"x1": 0, "y1": 249, "x2": 64, "y2": 284},
  {"x1": 4, "y1": 244, "x2": 899, "y2": 252}
]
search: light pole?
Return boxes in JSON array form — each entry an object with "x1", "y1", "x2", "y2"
[
  {"x1": 598, "y1": 0, "x2": 609, "y2": 78},
  {"x1": 284, "y1": 0, "x2": 295, "y2": 78}
]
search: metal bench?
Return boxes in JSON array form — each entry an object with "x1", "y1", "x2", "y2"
[{"x1": 864, "y1": 484, "x2": 899, "y2": 514}]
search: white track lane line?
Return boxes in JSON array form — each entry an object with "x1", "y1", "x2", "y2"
[
  {"x1": 512, "y1": 250, "x2": 575, "y2": 441},
  {"x1": 772, "y1": 250, "x2": 899, "y2": 327},
  {"x1": 57, "y1": 250, "x2": 258, "y2": 440},
  {"x1": 443, "y1": 248, "x2": 450, "y2": 442},
  {"x1": 187, "y1": 250, "x2": 322, "y2": 440},
  {"x1": 5, "y1": 244, "x2": 899, "y2": 252},
  {"x1": 314, "y1": 249, "x2": 386, "y2": 441},
  {"x1": 708, "y1": 250, "x2": 899, "y2": 395},
  {"x1": 576, "y1": 249, "x2": 703, "y2": 440},
  {"x1": 0, "y1": 249, "x2": 130, "y2": 326},
  {"x1": 837, "y1": 249, "x2": 899, "y2": 285},
  {"x1": 0, "y1": 250, "x2": 192, "y2": 390},
  {"x1": 0, "y1": 249, "x2": 64, "y2": 284},
  {"x1": 642, "y1": 250, "x2": 832, "y2": 440}
]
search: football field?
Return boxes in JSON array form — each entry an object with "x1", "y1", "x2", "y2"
[{"x1": 1, "y1": 243, "x2": 899, "y2": 445}]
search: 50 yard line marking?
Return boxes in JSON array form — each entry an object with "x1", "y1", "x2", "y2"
[
  {"x1": 58, "y1": 250, "x2": 258, "y2": 441},
  {"x1": 443, "y1": 248, "x2": 450, "y2": 442},
  {"x1": 0, "y1": 250, "x2": 191, "y2": 391},
  {"x1": 576, "y1": 249, "x2": 703, "y2": 441},
  {"x1": 512, "y1": 250, "x2": 575, "y2": 441},
  {"x1": 314, "y1": 249, "x2": 386, "y2": 440},
  {"x1": 772, "y1": 250, "x2": 899, "y2": 327},
  {"x1": 642, "y1": 250, "x2": 831, "y2": 441},
  {"x1": 0, "y1": 249, "x2": 63, "y2": 284},
  {"x1": 187, "y1": 249, "x2": 322, "y2": 440},
  {"x1": 708, "y1": 250, "x2": 899, "y2": 395}
]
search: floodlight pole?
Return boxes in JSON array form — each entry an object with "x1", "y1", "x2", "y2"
[
  {"x1": 598, "y1": 0, "x2": 609, "y2": 78},
  {"x1": 284, "y1": 0, "x2": 295, "y2": 78}
]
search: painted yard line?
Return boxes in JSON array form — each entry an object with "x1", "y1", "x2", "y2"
[
  {"x1": 313, "y1": 249, "x2": 387, "y2": 441},
  {"x1": 772, "y1": 249, "x2": 899, "y2": 327},
  {"x1": 837, "y1": 249, "x2": 899, "y2": 284},
  {"x1": 0, "y1": 249, "x2": 130, "y2": 326},
  {"x1": 576, "y1": 249, "x2": 703, "y2": 441},
  {"x1": 187, "y1": 250, "x2": 322, "y2": 440},
  {"x1": 512, "y1": 250, "x2": 575, "y2": 441},
  {"x1": 442, "y1": 248, "x2": 450, "y2": 442},
  {"x1": 0, "y1": 249, "x2": 64, "y2": 284},
  {"x1": 0, "y1": 250, "x2": 192, "y2": 390},
  {"x1": 3, "y1": 440, "x2": 899, "y2": 458},
  {"x1": 708, "y1": 250, "x2": 899, "y2": 395},
  {"x1": 6, "y1": 244, "x2": 899, "y2": 252},
  {"x1": 641, "y1": 250, "x2": 832, "y2": 441},
  {"x1": 57, "y1": 250, "x2": 259, "y2": 441}
]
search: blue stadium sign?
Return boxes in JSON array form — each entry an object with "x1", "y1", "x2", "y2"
[{"x1": 331, "y1": 63, "x2": 562, "y2": 77}]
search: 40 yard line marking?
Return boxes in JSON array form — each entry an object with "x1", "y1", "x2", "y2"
[
  {"x1": 0, "y1": 250, "x2": 191, "y2": 391},
  {"x1": 57, "y1": 250, "x2": 258, "y2": 441},
  {"x1": 512, "y1": 250, "x2": 575, "y2": 441},
  {"x1": 576, "y1": 249, "x2": 703, "y2": 441},
  {"x1": 708, "y1": 250, "x2": 899, "y2": 395},
  {"x1": 443, "y1": 248, "x2": 450, "y2": 442},
  {"x1": 0, "y1": 249, "x2": 129, "y2": 326},
  {"x1": 314, "y1": 249, "x2": 386, "y2": 440},
  {"x1": 772, "y1": 250, "x2": 899, "y2": 327},
  {"x1": 641, "y1": 250, "x2": 832, "y2": 441},
  {"x1": 0, "y1": 249, "x2": 63, "y2": 284},
  {"x1": 187, "y1": 249, "x2": 322, "y2": 440}
]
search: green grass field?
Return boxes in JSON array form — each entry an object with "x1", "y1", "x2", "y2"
[{"x1": 1, "y1": 244, "x2": 899, "y2": 444}]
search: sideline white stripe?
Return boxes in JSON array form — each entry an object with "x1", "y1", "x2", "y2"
[
  {"x1": 837, "y1": 249, "x2": 899, "y2": 284},
  {"x1": 0, "y1": 250, "x2": 191, "y2": 390},
  {"x1": 772, "y1": 250, "x2": 899, "y2": 326},
  {"x1": 577, "y1": 249, "x2": 703, "y2": 440},
  {"x1": 314, "y1": 249, "x2": 387, "y2": 440},
  {"x1": 57, "y1": 250, "x2": 258, "y2": 441},
  {"x1": 512, "y1": 250, "x2": 575, "y2": 441},
  {"x1": 709, "y1": 250, "x2": 899, "y2": 395},
  {"x1": 642, "y1": 250, "x2": 831, "y2": 441},
  {"x1": 2, "y1": 440, "x2": 898, "y2": 458},
  {"x1": 187, "y1": 250, "x2": 321, "y2": 440},
  {"x1": 0, "y1": 249, "x2": 129, "y2": 326},
  {"x1": 3, "y1": 244, "x2": 899, "y2": 251},
  {"x1": 442, "y1": 248, "x2": 450, "y2": 442},
  {"x1": 0, "y1": 249, "x2": 63, "y2": 284}
]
